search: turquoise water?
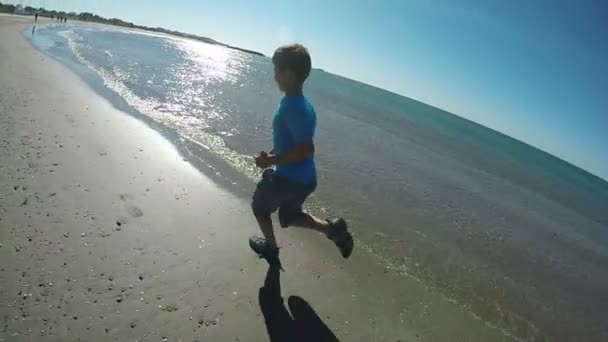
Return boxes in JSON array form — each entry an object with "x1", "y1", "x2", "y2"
[{"x1": 29, "y1": 24, "x2": 608, "y2": 341}]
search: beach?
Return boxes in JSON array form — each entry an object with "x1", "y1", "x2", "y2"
[{"x1": 0, "y1": 15, "x2": 521, "y2": 342}]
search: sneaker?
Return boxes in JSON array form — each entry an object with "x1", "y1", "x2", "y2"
[
  {"x1": 327, "y1": 218, "x2": 353, "y2": 259},
  {"x1": 249, "y1": 236, "x2": 281, "y2": 267}
]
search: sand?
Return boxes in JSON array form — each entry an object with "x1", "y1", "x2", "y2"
[{"x1": 0, "y1": 14, "x2": 518, "y2": 342}]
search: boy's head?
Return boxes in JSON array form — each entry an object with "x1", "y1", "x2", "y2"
[{"x1": 272, "y1": 44, "x2": 311, "y2": 93}]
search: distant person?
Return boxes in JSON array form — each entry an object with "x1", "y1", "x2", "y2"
[
  {"x1": 34, "y1": 13, "x2": 38, "y2": 22},
  {"x1": 64, "y1": 17, "x2": 67, "y2": 23},
  {"x1": 249, "y1": 44, "x2": 354, "y2": 265}
]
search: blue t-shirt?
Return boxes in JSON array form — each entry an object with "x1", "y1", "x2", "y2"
[{"x1": 273, "y1": 94, "x2": 316, "y2": 183}]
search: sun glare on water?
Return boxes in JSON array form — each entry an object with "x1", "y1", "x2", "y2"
[{"x1": 172, "y1": 38, "x2": 247, "y2": 84}]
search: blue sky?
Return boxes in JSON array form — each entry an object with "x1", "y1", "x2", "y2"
[{"x1": 11, "y1": 0, "x2": 608, "y2": 179}]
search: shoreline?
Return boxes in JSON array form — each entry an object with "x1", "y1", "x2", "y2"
[
  {"x1": 1, "y1": 14, "x2": 519, "y2": 342},
  {"x1": 3, "y1": 11, "x2": 265, "y2": 57}
]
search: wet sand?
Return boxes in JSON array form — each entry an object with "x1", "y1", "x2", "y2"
[{"x1": 0, "y1": 14, "x2": 517, "y2": 342}]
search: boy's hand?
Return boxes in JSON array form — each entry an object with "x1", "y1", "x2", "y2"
[{"x1": 255, "y1": 151, "x2": 275, "y2": 169}]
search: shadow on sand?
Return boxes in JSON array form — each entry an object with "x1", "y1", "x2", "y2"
[{"x1": 258, "y1": 263, "x2": 339, "y2": 342}]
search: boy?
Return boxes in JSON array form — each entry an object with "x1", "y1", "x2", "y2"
[{"x1": 249, "y1": 44, "x2": 353, "y2": 264}]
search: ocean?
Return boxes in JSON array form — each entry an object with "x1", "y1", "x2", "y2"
[{"x1": 27, "y1": 24, "x2": 608, "y2": 341}]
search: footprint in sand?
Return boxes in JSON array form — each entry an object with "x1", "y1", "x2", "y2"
[
  {"x1": 119, "y1": 194, "x2": 144, "y2": 218},
  {"x1": 126, "y1": 205, "x2": 143, "y2": 218},
  {"x1": 119, "y1": 193, "x2": 134, "y2": 201}
]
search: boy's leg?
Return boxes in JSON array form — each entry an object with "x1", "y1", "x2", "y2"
[
  {"x1": 282, "y1": 208, "x2": 353, "y2": 259},
  {"x1": 254, "y1": 215, "x2": 278, "y2": 249},
  {"x1": 252, "y1": 174, "x2": 327, "y2": 239},
  {"x1": 283, "y1": 212, "x2": 329, "y2": 235},
  {"x1": 279, "y1": 183, "x2": 354, "y2": 259},
  {"x1": 250, "y1": 169, "x2": 282, "y2": 254}
]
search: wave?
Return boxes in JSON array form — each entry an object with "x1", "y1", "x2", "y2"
[{"x1": 59, "y1": 29, "x2": 263, "y2": 183}]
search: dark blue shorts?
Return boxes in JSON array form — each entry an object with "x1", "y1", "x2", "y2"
[{"x1": 251, "y1": 169, "x2": 316, "y2": 227}]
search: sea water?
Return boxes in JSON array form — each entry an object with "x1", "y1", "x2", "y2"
[{"x1": 27, "y1": 24, "x2": 608, "y2": 341}]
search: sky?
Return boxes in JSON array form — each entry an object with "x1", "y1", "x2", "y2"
[{"x1": 8, "y1": 0, "x2": 608, "y2": 180}]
